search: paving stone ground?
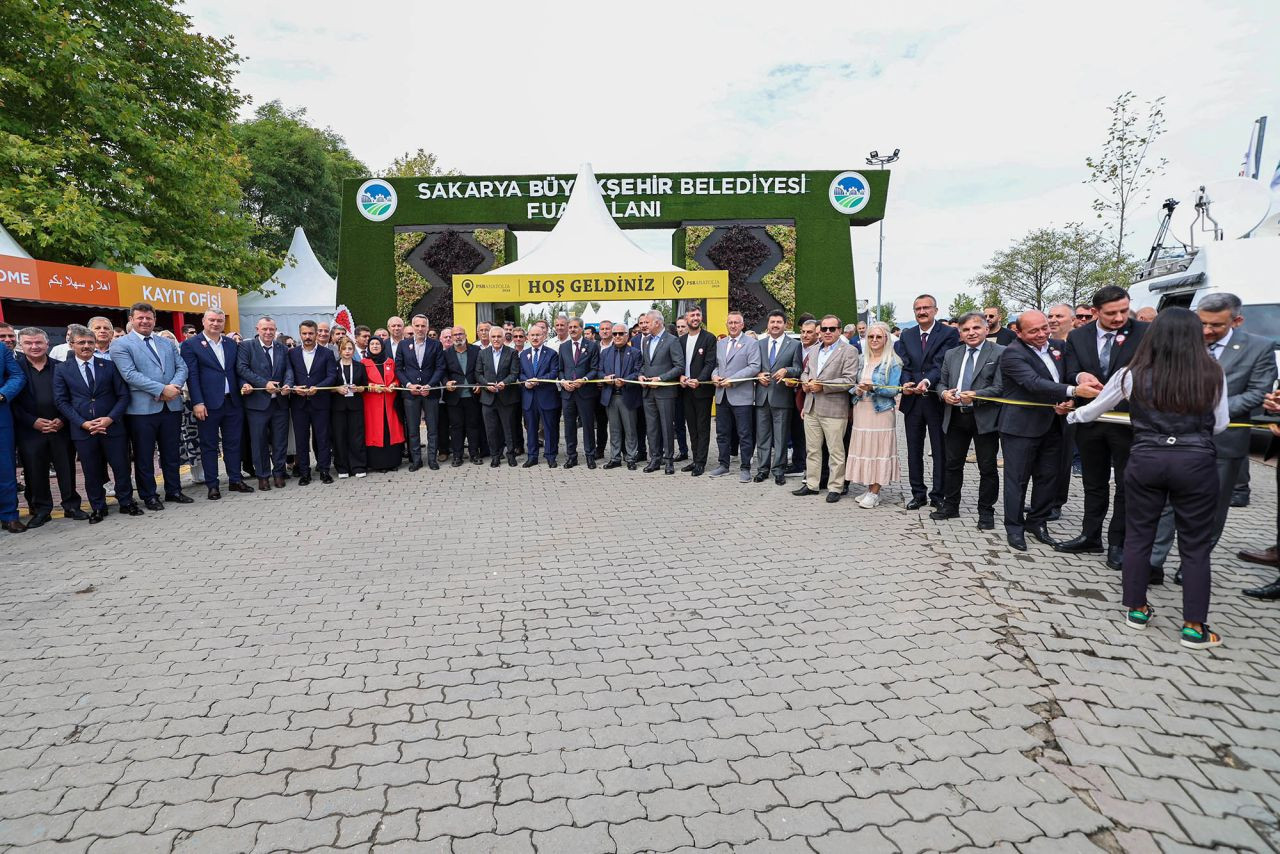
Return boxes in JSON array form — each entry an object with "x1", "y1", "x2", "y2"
[{"x1": 1, "y1": 429, "x2": 1278, "y2": 853}]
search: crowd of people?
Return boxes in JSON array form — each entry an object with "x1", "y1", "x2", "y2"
[{"x1": 0, "y1": 287, "x2": 1277, "y2": 649}]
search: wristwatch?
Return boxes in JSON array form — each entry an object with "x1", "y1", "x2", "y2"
[{"x1": 0, "y1": 393, "x2": 6, "y2": 403}]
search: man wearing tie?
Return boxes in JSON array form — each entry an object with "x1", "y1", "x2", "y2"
[
  {"x1": 55, "y1": 330, "x2": 140, "y2": 522},
  {"x1": 286, "y1": 320, "x2": 339, "y2": 485},
  {"x1": 638, "y1": 310, "x2": 684, "y2": 474},
  {"x1": 180, "y1": 308, "x2": 254, "y2": 500},
  {"x1": 754, "y1": 310, "x2": 803, "y2": 486},
  {"x1": 896, "y1": 294, "x2": 960, "y2": 510},
  {"x1": 478, "y1": 324, "x2": 520, "y2": 467},
  {"x1": 557, "y1": 316, "x2": 601, "y2": 469},
  {"x1": 110, "y1": 301, "x2": 192, "y2": 509},
  {"x1": 394, "y1": 313, "x2": 446, "y2": 471},
  {"x1": 600, "y1": 323, "x2": 642, "y2": 469},
  {"x1": 678, "y1": 306, "x2": 718, "y2": 476},
  {"x1": 443, "y1": 326, "x2": 485, "y2": 465},
  {"x1": 236, "y1": 315, "x2": 294, "y2": 491},
  {"x1": 519, "y1": 325, "x2": 561, "y2": 468},
  {"x1": 710, "y1": 311, "x2": 763, "y2": 482}
]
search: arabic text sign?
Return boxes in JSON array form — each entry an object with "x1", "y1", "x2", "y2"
[{"x1": 36, "y1": 261, "x2": 119, "y2": 305}]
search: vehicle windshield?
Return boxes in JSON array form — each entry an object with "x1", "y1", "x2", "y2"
[{"x1": 1241, "y1": 304, "x2": 1280, "y2": 348}]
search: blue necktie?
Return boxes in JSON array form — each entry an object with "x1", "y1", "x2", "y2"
[
  {"x1": 143, "y1": 336, "x2": 161, "y2": 366},
  {"x1": 769, "y1": 338, "x2": 778, "y2": 368}
]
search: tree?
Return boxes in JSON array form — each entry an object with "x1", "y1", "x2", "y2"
[
  {"x1": 383, "y1": 149, "x2": 457, "y2": 178},
  {"x1": 947, "y1": 293, "x2": 980, "y2": 319},
  {"x1": 974, "y1": 228, "x2": 1068, "y2": 312},
  {"x1": 1085, "y1": 91, "x2": 1168, "y2": 263},
  {"x1": 234, "y1": 102, "x2": 368, "y2": 276},
  {"x1": 1057, "y1": 222, "x2": 1139, "y2": 308},
  {"x1": 0, "y1": 0, "x2": 277, "y2": 288},
  {"x1": 874, "y1": 302, "x2": 896, "y2": 324}
]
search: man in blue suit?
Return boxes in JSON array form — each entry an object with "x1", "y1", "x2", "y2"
[
  {"x1": 895, "y1": 294, "x2": 960, "y2": 510},
  {"x1": 519, "y1": 325, "x2": 561, "y2": 468},
  {"x1": 110, "y1": 301, "x2": 192, "y2": 509},
  {"x1": 181, "y1": 308, "x2": 254, "y2": 500},
  {"x1": 237, "y1": 315, "x2": 294, "y2": 490},
  {"x1": 55, "y1": 329, "x2": 141, "y2": 522},
  {"x1": 394, "y1": 314, "x2": 446, "y2": 472},
  {"x1": 599, "y1": 323, "x2": 642, "y2": 469},
  {"x1": 287, "y1": 319, "x2": 338, "y2": 485},
  {"x1": 0, "y1": 337, "x2": 27, "y2": 532}
]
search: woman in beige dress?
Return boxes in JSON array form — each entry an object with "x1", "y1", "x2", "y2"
[{"x1": 845, "y1": 323, "x2": 902, "y2": 508}]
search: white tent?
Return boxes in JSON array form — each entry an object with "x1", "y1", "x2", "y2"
[
  {"x1": 92, "y1": 260, "x2": 155, "y2": 277},
  {"x1": 0, "y1": 223, "x2": 32, "y2": 259},
  {"x1": 240, "y1": 227, "x2": 337, "y2": 337}
]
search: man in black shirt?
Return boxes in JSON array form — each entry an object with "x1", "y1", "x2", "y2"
[{"x1": 12, "y1": 327, "x2": 87, "y2": 526}]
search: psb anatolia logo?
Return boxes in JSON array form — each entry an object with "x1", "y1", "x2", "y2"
[
  {"x1": 828, "y1": 171, "x2": 870, "y2": 214},
  {"x1": 357, "y1": 179, "x2": 397, "y2": 222}
]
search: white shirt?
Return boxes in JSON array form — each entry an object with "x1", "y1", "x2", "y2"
[
  {"x1": 1069, "y1": 367, "x2": 1228, "y2": 433},
  {"x1": 1096, "y1": 323, "x2": 1122, "y2": 362},
  {"x1": 765, "y1": 334, "x2": 786, "y2": 367},
  {"x1": 302, "y1": 345, "x2": 316, "y2": 374},
  {"x1": 76, "y1": 356, "x2": 96, "y2": 385},
  {"x1": 1032, "y1": 343, "x2": 1062, "y2": 382},
  {"x1": 815, "y1": 342, "x2": 837, "y2": 374},
  {"x1": 50, "y1": 343, "x2": 71, "y2": 361},
  {"x1": 685, "y1": 331, "x2": 699, "y2": 374},
  {"x1": 1208, "y1": 328, "x2": 1233, "y2": 360},
  {"x1": 491, "y1": 346, "x2": 504, "y2": 375},
  {"x1": 204, "y1": 332, "x2": 229, "y2": 393}
]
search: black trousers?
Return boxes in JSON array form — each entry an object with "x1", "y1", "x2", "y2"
[
  {"x1": 129, "y1": 408, "x2": 184, "y2": 500},
  {"x1": 246, "y1": 401, "x2": 289, "y2": 479},
  {"x1": 643, "y1": 394, "x2": 677, "y2": 463},
  {"x1": 789, "y1": 406, "x2": 806, "y2": 469},
  {"x1": 904, "y1": 397, "x2": 947, "y2": 502},
  {"x1": 942, "y1": 411, "x2": 999, "y2": 517},
  {"x1": 562, "y1": 392, "x2": 597, "y2": 459},
  {"x1": 672, "y1": 393, "x2": 689, "y2": 455},
  {"x1": 329, "y1": 400, "x2": 366, "y2": 475},
  {"x1": 484, "y1": 401, "x2": 517, "y2": 459},
  {"x1": 17, "y1": 429, "x2": 81, "y2": 513},
  {"x1": 716, "y1": 403, "x2": 755, "y2": 470},
  {"x1": 291, "y1": 404, "x2": 332, "y2": 474},
  {"x1": 448, "y1": 397, "x2": 483, "y2": 459},
  {"x1": 595, "y1": 399, "x2": 609, "y2": 456},
  {"x1": 681, "y1": 390, "x2": 714, "y2": 467},
  {"x1": 1075, "y1": 422, "x2": 1131, "y2": 546},
  {"x1": 1001, "y1": 428, "x2": 1062, "y2": 535},
  {"x1": 402, "y1": 395, "x2": 439, "y2": 464},
  {"x1": 1054, "y1": 422, "x2": 1076, "y2": 510},
  {"x1": 75, "y1": 433, "x2": 134, "y2": 511},
  {"x1": 1122, "y1": 447, "x2": 1217, "y2": 623}
]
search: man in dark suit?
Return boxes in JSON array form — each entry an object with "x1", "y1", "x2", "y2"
[
  {"x1": 478, "y1": 325, "x2": 520, "y2": 467},
  {"x1": 557, "y1": 316, "x2": 601, "y2": 469},
  {"x1": 1241, "y1": 394, "x2": 1280, "y2": 599},
  {"x1": 236, "y1": 316, "x2": 294, "y2": 490},
  {"x1": 12, "y1": 327, "x2": 85, "y2": 525},
  {"x1": 600, "y1": 324, "x2": 642, "y2": 469},
  {"x1": 519, "y1": 325, "x2": 561, "y2": 467},
  {"x1": 931, "y1": 312, "x2": 1005, "y2": 528},
  {"x1": 984, "y1": 306, "x2": 1018, "y2": 346},
  {"x1": 678, "y1": 306, "x2": 718, "y2": 476},
  {"x1": 443, "y1": 326, "x2": 484, "y2": 465},
  {"x1": 286, "y1": 319, "x2": 338, "y2": 485},
  {"x1": 395, "y1": 314, "x2": 446, "y2": 471},
  {"x1": 638, "y1": 310, "x2": 684, "y2": 474},
  {"x1": 54, "y1": 330, "x2": 141, "y2": 522},
  {"x1": 997, "y1": 310, "x2": 1098, "y2": 551},
  {"x1": 1056, "y1": 286, "x2": 1145, "y2": 568},
  {"x1": 181, "y1": 308, "x2": 254, "y2": 500},
  {"x1": 896, "y1": 294, "x2": 961, "y2": 509},
  {"x1": 753, "y1": 311, "x2": 803, "y2": 486}
]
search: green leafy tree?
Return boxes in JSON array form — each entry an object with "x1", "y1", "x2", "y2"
[
  {"x1": 1058, "y1": 222, "x2": 1139, "y2": 308},
  {"x1": 234, "y1": 101, "x2": 368, "y2": 276},
  {"x1": 383, "y1": 149, "x2": 457, "y2": 178},
  {"x1": 974, "y1": 228, "x2": 1067, "y2": 311},
  {"x1": 947, "y1": 293, "x2": 980, "y2": 319},
  {"x1": 1085, "y1": 91, "x2": 1168, "y2": 263},
  {"x1": 875, "y1": 302, "x2": 896, "y2": 324},
  {"x1": 0, "y1": 0, "x2": 277, "y2": 288}
]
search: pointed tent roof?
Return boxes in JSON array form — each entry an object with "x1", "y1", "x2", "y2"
[
  {"x1": 242, "y1": 227, "x2": 336, "y2": 306},
  {"x1": 0, "y1": 223, "x2": 32, "y2": 259},
  {"x1": 488, "y1": 164, "x2": 682, "y2": 275},
  {"x1": 91, "y1": 260, "x2": 154, "y2": 276}
]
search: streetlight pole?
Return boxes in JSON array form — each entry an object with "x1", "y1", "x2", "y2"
[{"x1": 865, "y1": 148, "x2": 899, "y2": 325}]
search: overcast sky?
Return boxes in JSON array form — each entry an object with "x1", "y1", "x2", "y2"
[{"x1": 188, "y1": 0, "x2": 1280, "y2": 322}]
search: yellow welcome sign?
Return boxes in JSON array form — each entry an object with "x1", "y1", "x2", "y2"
[{"x1": 452, "y1": 270, "x2": 728, "y2": 304}]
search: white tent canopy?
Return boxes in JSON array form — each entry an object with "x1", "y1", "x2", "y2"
[
  {"x1": 240, "y1": 226, "x2": 337, "y2": 337},
  {"x1": 92, "y1": 260, "x2": 155, "y2": 277},
  {"x1": 0, "y1": 223, "x2": 32, "y2": 259}
]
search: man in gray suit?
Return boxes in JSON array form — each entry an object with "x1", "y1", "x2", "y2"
[
  {"x1": 1151, "y1": 292, "x2": 1278, "y2": 582},
  {"x1": 710, "y1": 310, "x2": 763, "y2": 481},
  {"x1": 753, "y1": 310, "x2": 803, "y2": 485},
  {"x1": 109, "y1": 301, "x2": 191, "y2": 509},
  {"x1": 237, "y1": 316, "x2": 294, "y2": 490},
  {"x1": 793, "y1": 315, "x2": 861, "y2": 502},
  {"x1": 637, "y1": 310, "x2": 683, "y2": 474},
  {"x1": 931, "y1": 311, "x2": 1004, "y2": 528}
]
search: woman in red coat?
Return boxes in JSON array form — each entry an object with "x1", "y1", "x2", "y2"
[{"x1": 361, "y1": 337, "x2": 405, "y2": 472}]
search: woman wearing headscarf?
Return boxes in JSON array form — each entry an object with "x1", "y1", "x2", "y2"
[
  {"x1": 1068, "y1": 307, "x2": 1229, "y2": 649},
  {"x1": 330, "y1": 338, "x2": 368, "y2": 478},
  {"x1": 845, "y1": 322, "x2": 902, "y2": 508},
  {"x1": 360, "y1": 336, "x2": 405, "y2": 472}
]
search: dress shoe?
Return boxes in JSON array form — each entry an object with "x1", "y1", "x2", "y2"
[
  {"x1": 319, "y1": 471, "x2": 333, "y2": 484},
  {"x1": 25, "y1": 511, "x2": 52, "y2": 529},
  {"x1": 1173, "y1": 568, "x2": 1183, "y2": 586},
  {"x1": 2, "y1": 519, "x2": 26, "y2": 533},
  {"x1": 691, "y1": 465, "x2": 704, "y2": 476},
  {"x1": 1230, "y1": 493, "x2": 1249, "y2": 508},
  {"x1": 63, "y1": 508, "x2": 89, "y2": 521},
  {"x1": 604, "y1": 459, "x2": 622, "y2": 470},
  {"x1": 1238, "y1": 546, "x2": 1279, "y2": 568},
  {"x1": 930, "y1": 498, "x2": 944, "y2": 510},
  {"x1": 1007, "y1": 531, "x2": 1027, "y2": 551},
  {"x1": 626, "y1": 462, "x2": 636, "y2": 470},
  {"x1": 427, "y1": 460, "x2": 440, "y2": 471},
  {"x1": 144, "y1": 498, "x2": 165, "y2": 511},
  {"x1": 471, "y1": 456, "x2": 483, "y2": 465},
  {"x1": 228, "y1": 481, "x2": 254, "y2": 493},
  {"x1": 258, "y1": 478, "x2": 272, "y2": 491},
  {"x1": 207, "y1": 488, "x2": 222, "y2": 501},
  {"x1": 490, "y1": 458, "x2": 502, "y2": 468},
  {"x1": 1055, "y1": 535, "x2": 1103, "y2": 554},
  {"x1": 408, "y1": 461, "x2": 423, "y2": 472},
  {"x1": 88, "y1": 509, "x2": 106, "y2": 524},
  {"x1": 793, "y1": 485, "x2": 818, "y2": 496},
  {"x1": 1243, "y1": 577, "x2": 1280, "y2": 600},
  {"x1": 451, "y1": 457, "x2": 463, "y2": 468},
  {"x1": 166, "y1": 492, "x2": 194, "y2": 505},
  {"x1": 273, "y1": 476, "x2": 286, "y2": 488},
  {"x1": 1148, "y1": 566, "x2": 1165, "y2": 586},
  {"x1": 825, "y1": 491, "x2": 841, "y2": 503},
  {"x1": 523, "y1": 458, "x2": 539, "y2": 468},
  {"x1": 508, "y1": 455, "x2": 518, "y2": 467},
  {"x1": 119, "y1": 504, "x2": 145, "y2": 517},
  {"x1": 929, "y1": 509, "x2": 959, "y2": 521},
  {"x1": 681, "y1": 463, "x2": 696, "y2": 473},
  {"x1": 753, "y1": 471, "x2": 769, "y2": 483},
  {"x1": 643, "y1": 461, "x2": 661, "y2": 473},
  {"x1": 674, "y1": 452, "x2": 689, "y2": 462},
  {"x1": 1029, "y1": 523, "x2": 1057, "y2": 547},
  {"x1": 1106, "y1": 545, "x2": 1124, "y2": 571},
  {"x1": 298, "y1": 474, "x2": 313, "y2": 485},
  {"x1": 977, "y1": 516, "x2": 995, "y2": 531},
  {"x1": 586, "y1": 459, "x2": 596, "y2": 470},
  {"x1": 564, "y1": 457, "x2": 578, "y2": 469},
  {"x1": 905, "y1": 497, "x2": 928, "y2": 510},
  {"x1": 547, "y1": 459, "x2": 558, "y2": 469},
  {"x1": 775, "y1": 474, "x2": 786, "y2": 486},
  {"x1": 664, "y1": 463, "x2": 675, "y2": 475}
]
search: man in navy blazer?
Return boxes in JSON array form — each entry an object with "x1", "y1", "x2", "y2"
[
  {"x1": 181, "y1": 309, "x2": 253, "y2": 500},
  {"x1": 599, "y1": 324, "x2": 642, "y2": 468},
  {"x1": 895, "y1": 294, "x2": 960, "y2": 509},
  {"x1": 109, "y1": 301, "x2": 191, "y2": 509},
  {"x1": 394, "y1": 314, "x2": 446, "y2": 471},
  {"x1": 54, "y1": 330, "x2": 141, "y2": 522},
  {"x1": 558, "y1": 316, "x2": 601, "y2": 469},
  {"x1": 519, "y1": 325, "x2": 562, "y2": 467},
  {"x1": 286, "y1": 320, "x2": 338, "y2": 485},
  {"x1": 236, "y1": 316, "x2": 294, "y2": 490},
  {"x1": 0, "y1": 338, "x2": 26, "y2": 532}
]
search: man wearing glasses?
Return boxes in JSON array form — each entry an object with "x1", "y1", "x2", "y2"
[
  {"x1": 1073, "y1": 304, "x2": 1095, "y2": 329},
  {"x1": 794, "y1": 315, "x2": 860, "y2": 502},
  {"x1": 897, "y1": 295, "x2": 960, "y2": 510},
  {"x1": 984, "y1": 306, "x2": 1017, "y2": 346}
]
